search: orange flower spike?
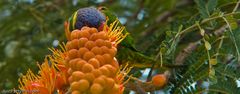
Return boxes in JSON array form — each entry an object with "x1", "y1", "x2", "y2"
[
  {"x1": 63, "y1": 19, "x2": 132, "y2": 94},
  {"x1": 19, "y1": 56, "x2": 65, "y2": 94},
  {"x1": 48, "y1": 44, "x2": 69, "y2": 86},
  {"x1": 37, "y1": 60, "x2": 56, "y2": 93}
]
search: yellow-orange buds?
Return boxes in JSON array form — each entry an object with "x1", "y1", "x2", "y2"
[{"x1": 65, "y1": 26, "x2": 124, "y2": 94}]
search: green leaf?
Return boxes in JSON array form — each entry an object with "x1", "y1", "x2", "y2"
[
  {"x1": 226, "y1": 15, "x2": 238, "y2": 30},
  {"x1": 209, "y1": 68, "x2": 215, "y2": 76},
  {"x1": 204, "y1": 40, "x2": 211, "y2": 50},
  {"x1": 209, "y1": 68, "x2": 218, "y2": 84},
  {"x1": 194, "y1": 0, "x2": 209, "y2": 18},
  {"x1": 207, "y1": 0, "x2": 217, "y2": 14},
  {"x1": 200, "y1": 28, "x2": 205, "y2": 36},
  {"x1": 166, "y1": 31, "x2": 172, "y2": 37},
  {"x1": 209, "y1": 58, "x2": 217, "y2": 65}
]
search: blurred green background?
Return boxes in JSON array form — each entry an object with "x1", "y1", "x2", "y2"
[{"x1": 0, "y1": 0, "x2": 239, "y2": 92}]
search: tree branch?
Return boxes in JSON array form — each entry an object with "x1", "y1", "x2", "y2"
[
  {"x1": 175, "y1": 25, "x2": 228, "y2": 65},
  {"x1": 124, "y1": 81, "x2": 162, "y2": 92},
  {"x1": 175, "y1": 41, "x2": 200, "y2": 65}
]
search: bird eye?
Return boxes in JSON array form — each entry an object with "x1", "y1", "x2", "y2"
[{"x1": 98, "y1": 7, "x2": 107, "y2": 11}]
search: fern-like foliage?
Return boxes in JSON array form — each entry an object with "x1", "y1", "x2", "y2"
[
  {"x1": 169, "y1": 52, "x2": 209, "y2": 94},
  {"x1": 208, "y1": 76, "x2": 240, "y2": 94}
]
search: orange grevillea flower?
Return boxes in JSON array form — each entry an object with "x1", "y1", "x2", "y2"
[
  {"x1": 19, "y1": 46, "x2": 69, "y2": 94},
  {"x1": 19, "y1": 19, "x2": 132, "y2": 94},
  {"x1": 19, "y1": 59, "x2": 56, "y2": 94},
  {"x1": 65, "y1": 18, "x2": 131, "y2": 94}
]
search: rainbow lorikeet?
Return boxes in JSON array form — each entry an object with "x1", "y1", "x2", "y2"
[
  {"x1": 65, "y1": 7, "x2": 156, "y2": 67},
  {"x1": 65, "y1": 7, "x2": 138, "y2": 52}
]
